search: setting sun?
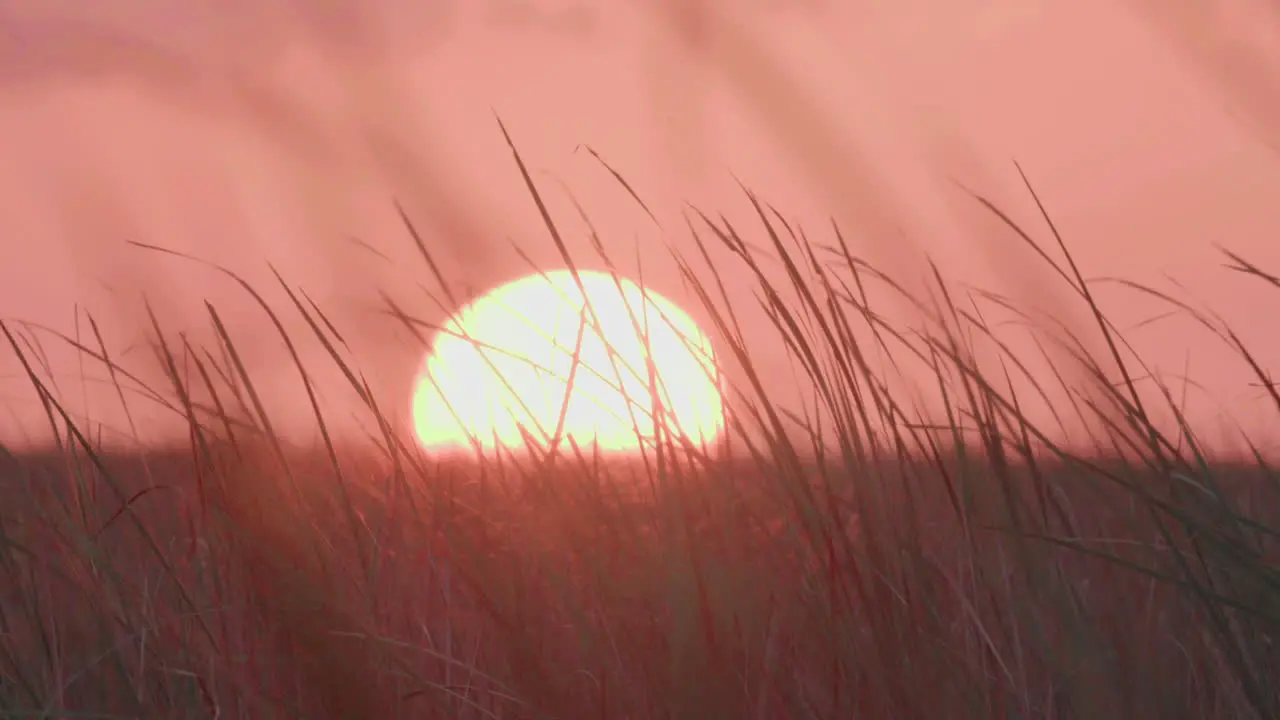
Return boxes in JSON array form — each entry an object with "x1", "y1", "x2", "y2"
[{"x1": 411, "y1": 270, "x2": 724, "y2": 454}]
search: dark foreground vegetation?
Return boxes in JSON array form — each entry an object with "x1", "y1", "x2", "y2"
[
  {"x1": 5, "y1": 0, "x2": 1280, "y2": 696},
  {"x1": 4, "y1": 429, "x2": 1280, "y2": 720},
  {"x1": 3, "y1": 136, "x2": 1280, "y2": 719}
]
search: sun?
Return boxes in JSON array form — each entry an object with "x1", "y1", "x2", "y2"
[{"x1": 411, "y1": 270, "x2": 724, "y2": 454}]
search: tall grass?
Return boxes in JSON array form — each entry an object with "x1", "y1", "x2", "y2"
[
  {"x1": 1, "y1": 123, "x2": 1279, "y2": 719},
  {"x1": 4, "y1": 5, "x2": 1280, "y2": 716}
]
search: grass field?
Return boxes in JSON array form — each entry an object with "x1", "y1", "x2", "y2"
[
  {"x1": 2, "y1": 143, "x2": 1279, "y2": 719},
  {"x1": 4, "y1": 5, "x2": 1280, "y2": 715}
]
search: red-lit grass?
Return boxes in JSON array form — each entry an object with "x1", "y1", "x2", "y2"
[
  {"x1": 3, "y1": 153, "x2": 1280, "y2": 719},
  {"x1": 4, "y1": 123, "x2": 1280, "y2": 717}
]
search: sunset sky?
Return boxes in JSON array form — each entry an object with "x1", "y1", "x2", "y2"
[{"x1": 1, "y1": 0, "x2": 1278, "y2": 453}]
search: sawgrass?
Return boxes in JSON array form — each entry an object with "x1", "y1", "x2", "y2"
[
  {"x1": 4, "y1": 4, "x2": 1280, "y2": 717},
  {"x1": 2, "y1": 140, "x2": 1279, "y2": 718}
]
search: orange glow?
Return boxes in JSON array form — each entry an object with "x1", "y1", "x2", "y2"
[{"x1": 411, "y1": 270, "x2": 723, "y2": 454}]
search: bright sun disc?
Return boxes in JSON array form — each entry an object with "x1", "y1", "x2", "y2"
[{"x1": 412, "y1": 270, "x2": 724, "y2": 454}]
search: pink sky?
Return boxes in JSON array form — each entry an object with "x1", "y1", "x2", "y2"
[{"x1": 1, "y1": 0, "x2": 1278, "y2": 455}]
